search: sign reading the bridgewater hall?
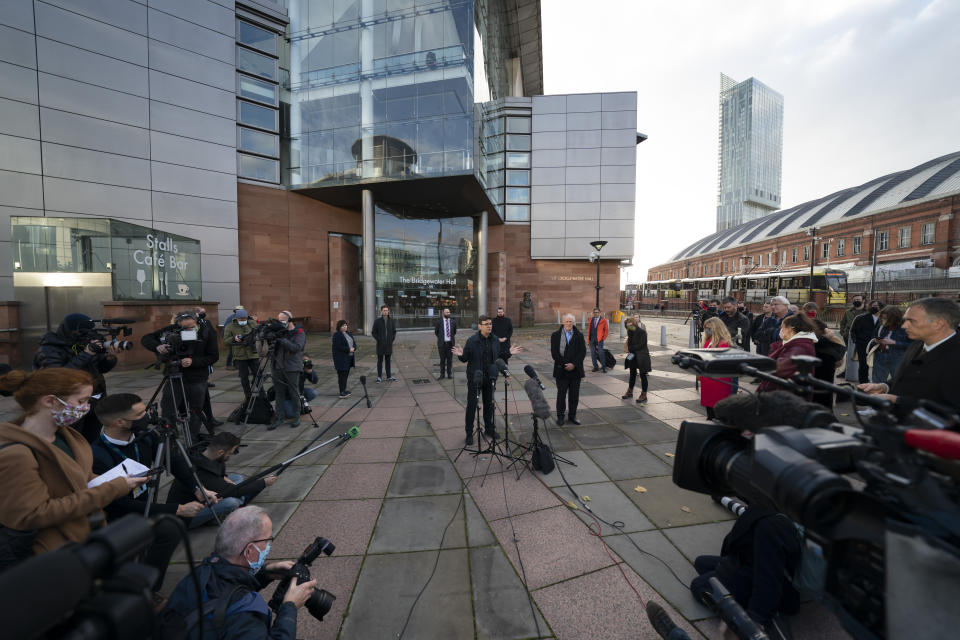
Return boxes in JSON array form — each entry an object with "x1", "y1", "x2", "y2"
[{"x1": 110, "y1": 220, "x2": 202, "y2": 301}]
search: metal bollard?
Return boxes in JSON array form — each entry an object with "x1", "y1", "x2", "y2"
[
  {"x1": 582, "y1": 311, "x2": 587, "y2": 331},
  {"x1": 557, "y1": 309, "x2": 561, "y2": 325},
  {"x1": 688, "y1": 320, "x2": 697, "y2": 347},
  {"x1": 661, "y1": 324, "x2": 667, "y2": 347},
  {"x1": 620, "y1": 316, "x2": 626, "y2": 339}
]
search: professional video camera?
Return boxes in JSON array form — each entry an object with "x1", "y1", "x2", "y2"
[
  {"x1": 668, "y1": 347, "x2": 960, "y2": 640},
  {"x1": 77, "y1": 317, "x2": 136, "y2": 352},
  {"x1": 156, "y1": 325, "x2": 200, "y2": 363},
  {"x1": 257, "y1": 318, "x2": 289, "y2": 343},
  {"x1": 268, "y1": 536, "x2": 336, "y2": 621}
]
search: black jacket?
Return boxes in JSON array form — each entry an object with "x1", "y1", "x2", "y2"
[
  {"x1": 166, "y1": 452, "x2": 267, "y2": 505},
  {"x1": 90, "y1": 431, "x2": 192, "y2": 520},
  {"x1": 720, "y1": 312, "x2": 752, "y2": 351},
  {"x1": 434, "y1": 316, "x2": 457, "y2": 347},
  {"x1": 889, "y1": 333, "x2": 960, "y2": 415},
  {"x1": 371, "y1": 316, "x2": 397, "y2": 357},
  {"x1": 141, "y1": 323, "x2": 219, "y2": 382},
  {"x1": 457, "y1": 331, "x2": 500, "y2": 383},
  {"x1": 551, "y1": 327, "x2": 586, "y2": 379},
  {"x1": 165, "y1": 553, "x2": 298, "y2": 640},
  {"x1": 34, "y1": 323, "x2": 117, "y2": 395},
  {"x1": 332, "y1": 331, "x2": 356, "y2": 371},
  {"x1": 491, "y1": 316, "x2": 513, "y2": 356},
  {"x1": 626, "y1": 326, "x2": 651, "y2": 374},
  {"x1": 850, "y1": 312, "x2": 880, "y2": 346}
]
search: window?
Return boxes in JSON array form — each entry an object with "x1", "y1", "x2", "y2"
[
  {"x1": 237, "y1": 100, "x2": 278, "y2": 131},
  {"x1": 791, "y1": 247, "x2": 798, "y2": 262},
  {"x1": 237, "y1": 74, "x2": 278, "y2": 106},
  {"x1": 506, "y1": 117, "x2": 531, "y2": 134},
  {"x1": 822, "y1": 243, "x2": 829, "y2": 259},
  {"x1": 899, "y1": 227, "x2": 911, "y2": 248},
  {"x1": 921, "y1": 223, "x2": 935, "y2": 245},
  {"x1": 237, "y1": 47, "x2": 277, "y2": 81},
  {"x1": 237, "y1": 20, "x2": 277, "y2": 55},
  {"x1": 505, "y1": 187, "x2": 529, "y2": 204},
  {"x1": 877, "y1": 231, "x2": 889, "y2": 251},
  {"x1": 504, "y1": 205, "x2": 529, "y2": 222},
  {"x1": 837, "y1": 239, "x2": 845, "y2": 256},
  {"x1": 853, "y1": 237, "x2": 861, "y2": 254},
  {"x1": 506, "y1": 134, "x2": 531, "y2": 151},
  {"x1": 505, "y1": 152, "x2": 530, "y2": 168},
  {"x1": 803, "y1": 245, "x2": 810, "y2": 261},
  {"x1": 505, "y1": 170, "x2": 529, "y2": 186},
  {"x1": 238, "y1": 127, "x2": 279, "y2": 157},
  {"x1": 237, "y1": 153, "x2": 279, "y2": 182},
  {"x1": 781, "y1": 250, "x2": 787, "y2": 265}
]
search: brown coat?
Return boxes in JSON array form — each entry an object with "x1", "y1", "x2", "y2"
[{"x1": 0, "y1": 422, "x2": 130, "y2": 555}]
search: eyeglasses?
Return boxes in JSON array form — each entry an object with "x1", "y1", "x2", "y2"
[
  {"x1": 248, "y1": 536, "x2": 274, "y2": 546},
  {"x1": 480, "y1": 322, "x2": 492, "y2": 326}
]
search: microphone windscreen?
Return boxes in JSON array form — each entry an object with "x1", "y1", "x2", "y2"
[
  {"x1": 524, "y1": 379, "x2": 552, "y2": 420},
  {"x1": 523, "y1": 364, "x2": 537, "y2": 379},
  {"x1": 99, "y1": 317, "x2": 138, "y2": 324},
  {"x1": 359, "y1": 375, "x2": 367, "y2": 385},
  {"x1": 473, "y1": 370, "x2": 483, "y2": 386},
  {"x1": 715, "y1": 390, "x2": 834, "y2": 431},
  {"x1": 487, "y1": 363, "x2": 500, "y2": 381},
  {"x1": 495, "y1": 358, "x2": 508, "y2": 372}
]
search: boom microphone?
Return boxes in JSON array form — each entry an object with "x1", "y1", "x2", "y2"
[
  {"x1": 524, "y1": 379, "x2": 552, "y2": 420},
  {"x1": 714, "y1": 391, "x2": 835, "y2": 431},
  {"x1": 495, "y1": 358, "x2": 510, "y2": 377},
  {"x1": 98, "y1": 317, "x2": 138, "y2": 325},
  {"x1": 523, "y1": 365, "x2": 546, "y2": 390}
]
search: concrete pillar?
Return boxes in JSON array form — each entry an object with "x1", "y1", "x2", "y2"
[
  {"x1": 362, "y1": 190, "x2": 375, "y2": 335},
  {"x1": 477, "y1": 211, "x2": 488, "y2": 318}
]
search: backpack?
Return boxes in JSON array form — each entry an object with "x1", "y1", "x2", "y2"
[
  {"x1": 603, "y1": 348, "x2": 617, "y2": 369},
  {"x1": 531, "y1": 442, "x2": 555, "y2": 474},
  {"x1": 230, "y1": 393, "x2": 274, "y2": 425},
  {"x1": 156, "y1": 583, "x2": 269, "y2": 639}
]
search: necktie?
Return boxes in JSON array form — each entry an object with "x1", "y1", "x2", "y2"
[{"x1": 445, "y1": 319, "x2": 450, "y2": 341}]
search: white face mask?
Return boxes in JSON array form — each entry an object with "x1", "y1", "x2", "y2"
[
  {"x1": 237, "y1": 320, "x2": 247, "y2": 326},
  {"x1": 180, "y1": 329, "x2": 198, "y2": 341}
]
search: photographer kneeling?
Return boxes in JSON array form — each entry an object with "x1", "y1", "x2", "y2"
[
  {"x1": 269, "y1": 311, "x2": 306, "y2": 430},
  {"x1": 34, "y1": 313, "x2": 120, "y2": 442},
  {"x1": 141, "y1": 310, "x2": 220, "y2": 440},
  {"x1": 165, "y1": 506, "x2": 316, "y2": 638}
]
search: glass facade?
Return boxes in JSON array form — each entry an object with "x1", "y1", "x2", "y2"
[
  {"x1": 479, "y1": 102, "x2": 531, "y2": 222},
  {"x1": 716, "y1": 74, "x2": 783, "y2": 231},
  {"x1": 10, "y1": 217, "x2": 202, "y2": 300},
  {"x1": 374, "y1": 207, "x2": 476, "y2": 328},
  {"x1": 236, "y1": 15, "x2": 282, "y2": 184},
  {"x1": 287, "y1": 0, "x2": 476, "y2": 186}
]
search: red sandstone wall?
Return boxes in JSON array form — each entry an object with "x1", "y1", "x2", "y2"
[{"x1": 329, "y1": 235, "x2": 360, "y2": 329}]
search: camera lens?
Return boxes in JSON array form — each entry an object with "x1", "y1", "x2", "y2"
[{"x1": 305, "y1": 589, "x2": 336, "y2": 621}]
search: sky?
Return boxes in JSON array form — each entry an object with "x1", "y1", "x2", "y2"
[{"x1": 539, "y1": 0, "x2": 960, "y2": 284}]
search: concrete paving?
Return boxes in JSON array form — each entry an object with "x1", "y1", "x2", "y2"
[{"x1": 0, "y1": 322, "x2": 853, "y2": 639}]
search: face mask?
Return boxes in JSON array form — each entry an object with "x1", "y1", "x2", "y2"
[
  {"x1": 129, "y1": 416, "x2": 151, "y2": 433},
  {"x1": 853, "y1": 300, "x2": 862, "y2": 308},
  {"x1": 237, "y1": 320, "x2": 247, "y2": 326},
  {"x1": 806, "y1": 311, "x2": 817, "y2": 318},
  {"x1": 180, "y1": 329, "x2": 198, "y2": 341},
  {"x1": 870, "y1": 307, "x2": 880, "y2": 314},
  {"x1": 197, "y1": 312, "x2": 206, "y2": 320},
  {"x1": 704, "y1": 328, "x2": 713, "y2": 336},
  {"x1": 247, "y1": 541, "x2": 271, "y2": 575},
  {"x1": 52, "y1": 397, "x2": 90, "y2": 428}
]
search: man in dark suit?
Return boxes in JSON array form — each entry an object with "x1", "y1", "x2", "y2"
[
  {"x1": 850, "y1": 300, "x2": 883, "y2": 383},
  {"x1": 434, "y1": 307, "x2": 457, "y2": 379},
  {"x1": 551, "y1": 313, "x2": 587, "y2": 425},
  {"x1": 371, "y1": 304, "x2": 397, "y2": 382},
  {"x1": 859, "y1": 297, "x2": 960, "y2": 415},
  {"x1": 453, "y1": 316, "x2": 521, "y2": 444},
  {"x1": 491, "y1": 306, "x2": 514, "y2": 362}
]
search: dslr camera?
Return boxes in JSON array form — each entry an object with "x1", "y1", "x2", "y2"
[
  {"x1": 268, "y1": 536, "x2": 336, "y2": 621},
  {"x1": 76, "y1": 318, "x2": 135, "y2": 353},
  {"x1": 257, "y1": 318, "x2": 289, "y2": 343}
]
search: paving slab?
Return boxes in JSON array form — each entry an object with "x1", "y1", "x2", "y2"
[
  {"x1": 406, "y1": 418, "x2": 433, "y2": 435},
  {"x1": 585, "y1": 445, "x2": 673, "y2": 481},
  {"x1": 564, "y1": 424, "x2": 635, "y2": 449},
  {"x1": 232, "y1": 439, "x2": 290, "y2": 466},
  {"x1": 253, "y1": 464, "x2": 326, "y2": 502},
  {"x1": 578, "y1": 393, "x2": 626, "y2": 408},
  {"x1": 567, "y1": 481, "x2": 655, "y2": 533},
  {"x1": 353, "y1": 419, "x2": 407, "y2": 438},
  {"x1": 640, "y1": 402, "x2": 703, "y2": 422},
  {"x1": 470, "y1": 546, "x2": 551, "y2": 639},
  {"x1": 468, "y1": 469, "x2": 562, "y2": 522},
  {"x1": 465, "y1": 494, "x2": 497, "y2": 547},
  {"x1": 540, "y1": 449, "x2": 610, "y2": 487},
  {"x1": 290, "y1": 555, "x2": 363, "y2": 640},
  {"x1": 306, "y1": 462, "x2": 394, "y2": 500},
  {"x1": 333, "y1": 436, "x2": 402, "y2": 464},
  {"x1": 339, "y1": 550, "x2": 473, "y2": 639},
  {"x1": 425, "y1": 411, "x2": 465, "y2": 429},
  {"x1": 559, "y1": 408, "x2": 604, "y2": 425},
  {"x1": 661, "y1": 520, "x2": 735, "y2": 563},
  {"x1": 270, "y1": 439, "x2": 344, "y2": 466},
  {"x1": 368, "y1": 493, "x2": 466, "y2": 552},
  {"x1": 387, "y1": 459, "x2": 463, "y2": 497},
  {"x1": 592, "y1": 405, "x2": 653, "y2": 423},
  {"x1": 398, "y1": 435, "x2": 447, "y2": 461},
  {"x1": 615, "y1": 476, "x2": 733, "y2": 528},
  {"x1": 617, "y1": 419, "x2": 683, "y2": 444},
  {"x1": 272, "y1": 499, "x2": 382, "y2": 558}
]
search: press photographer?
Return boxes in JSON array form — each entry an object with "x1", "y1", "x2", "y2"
[
  {"x1": 223, "y1": 309, "x2": 258, "y2": 401},
  {"x1": 267, "y1": 311, "x2": 305, "y2": 430},
  {"x1": 34, "y1": 313, "x2": 130, "y2": 441},
  {"x1": 141, "y1": 310, "x2": 220, "y2": 440},
  {"x1": 165, "y1": 506, "x2": 318, "y2": 638}
]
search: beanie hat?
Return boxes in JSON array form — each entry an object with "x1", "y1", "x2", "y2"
[
  {"x1": 236, "y1": 309, "x2": 249, "y2": 319},
  {"x1": 63, "y1": 313, "x2": 96, "y2": 332}
]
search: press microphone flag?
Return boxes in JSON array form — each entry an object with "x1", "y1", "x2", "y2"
[
  {"x1": 524, "y1": 379, "x2": 552, "y2": 420},
  {"x1": 523, "y1": 364, "x2": 546, "y2": 390}
]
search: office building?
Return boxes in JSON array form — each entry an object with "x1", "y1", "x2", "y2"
[{"x1": 716, "y1": 73, "x2": 783, "y2": 232}]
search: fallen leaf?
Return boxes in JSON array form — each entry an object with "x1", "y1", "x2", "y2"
[
  {"x1": 582, "y1": 495, "x2": 591, "y2": 502},
  {"x1": 665, "y1": 452, "x2": 675, "y2": 458},
  {"x1": 680, "y1": 506, "x2": 692, "y2": 513},
  {"x1": 634, "y1": 485, "x2": 647, "y2": 493},
  {"x1": 566, "y1": 501, "x2": 579, "y2": 510}
]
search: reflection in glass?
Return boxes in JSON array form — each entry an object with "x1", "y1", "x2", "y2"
[
  {"x1": 505, "y1": 205, "x2": 530, "y2": 222},
  {"x1": 506, "y1": 117, "x2": 531, "y2": 134},
  {"x1": 237, "y1": 20, "x2": 277, "y2": 55},
  {"x1": 506, "y1": 170, "x2": 529, "y2": 186},
  {"x1": 238, "y1": 127, "x2": 279, "y2": 157},
  {"x1": 505, "y1": 152, "x2": 530, "y2": 168},
  {"x1": 506, "y1": 187, "x2": 529, "y2": 204},
  {"x1": 237, "y1": 47, "x2": 277, "y2": 81},
  {"x1": 238, "y1": 153, "x2": 280, "y2": 182},
  {"x1": 238, "y1": 100, "x2": 278, "y2": 131},
  {"x1": 506, "y1": 134, "x2": 530, "y2": 151},
  {"x1": 238, "y1": 74, "x2": 278, "y2": 105}
]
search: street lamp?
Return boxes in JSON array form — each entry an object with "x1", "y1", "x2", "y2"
[
  {"x1": 589, "y1": 240, "x2": 608, "y2": 308},
  {"x1": 805, "y1": 226, "x2": 818, "y2": 302}
]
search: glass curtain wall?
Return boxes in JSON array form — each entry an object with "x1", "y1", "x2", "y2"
[
  {"x1": 286, "y1": 0, "x2": 476, "y2": 186},
  {"x1": 374, "y1": 206, "x2": 476, "y2": 328}
]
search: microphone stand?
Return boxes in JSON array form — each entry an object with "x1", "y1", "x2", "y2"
[{"x1": 454, "y1": 371, "x2": 523, "y2": 486}]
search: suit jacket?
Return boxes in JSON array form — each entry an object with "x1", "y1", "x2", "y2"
[
  {"x1": 551, "y1": 327, "x2": 587, "y2": 379},
  {"x1": 889, "y1": 333, "x2": 960, "y2": 414},
  {"x1": 850, "y1": 312, "x2": 880, "y2": 346},
  {"x1": 491, "y1": 316, "x2": 513, "y2": 355},
  {"x1": 458, "y1": 331, "x2": 500, "y2": 383},
  {"x1": 371, "y1": 315, "x2": 397, "y2": 357},
  {"x1": 434, "y1": 316, "x2": 457, "y2": 347},
  {"x1": 588, "y1": 316, "x2": 609, "y2": 343}
]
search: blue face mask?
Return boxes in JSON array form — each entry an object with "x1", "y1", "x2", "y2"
[{"x1": 247, "y1": 541, "x2": 271, "y2": 575}]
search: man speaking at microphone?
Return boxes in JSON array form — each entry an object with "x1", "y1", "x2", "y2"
[{"x1": 452, "y1": 316, "x2": 521, "y2": 444}]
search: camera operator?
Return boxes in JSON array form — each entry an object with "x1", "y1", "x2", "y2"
[
  {"x1": 141, "y1": 310, "x2": 220, "y2": 440},
  {"x1": 224, "y1": 309, "x2": 258, "y2": 401},
  {"x1": 90, "y1": 393, "x2": 209, "y2": 588},
  {"x1": 279, "y1": 356, "x2": 318, "y2": 418},
  {"x1": 165, "y1": 506, "x2": 316, "y2": 638},
  {"x1": 270, "y1": 311, "x2": 306, "y2": 429},
  {"x1": 858, "y1": 297, "x2": 960, "y2": 415},
  {"x1": 0, "y1": 369, "x2": 147, "y2": 565},
  {"x1": 167, "y1": 432, "x2": 276, "y2": 528},
  {"x1": 34, "y1": 313, "x2": 120, "y2": 442}
]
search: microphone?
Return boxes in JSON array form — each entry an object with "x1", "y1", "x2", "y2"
[
  {"x1": 359, "y1": 375, "x2": 370, "y2": 408},
  {"x1": 487, "y1": 363, "x2": 500, "y2": 382},
  {"x1": 523, "y1": 365, "x2": 546, "y2": 390},
  {"x1": 98, "y1": 317, "x2": 138, "y2": 325},
  {"x1": 524, "y1": 379, "x2": 552, "y2": 420},
  {"x1": 473, "y1": 370, "x2": 483, "y2": 386},
  {"x1": 714, "y1": 391, "x2": 835, "y2": 431},
  {"x1": 495, "y1": 358, "x2": 510, "y2": 377}
]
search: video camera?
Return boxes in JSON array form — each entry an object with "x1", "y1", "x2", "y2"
[
  {"x1": 669, "y1": 347, "x2": 960, "y2": 640},
  {"x1": 76, "y1": 317, "x2": 136, "y2": 353},
  {"x1": 157, "y1": 325, "x2": 200, "y2": 363},
  {"x1": 268, "y1": 536, "x2": 336, "y2": 621},
  {"x1": 257, "y1": 318, "x2": 289, "y2": 343}
]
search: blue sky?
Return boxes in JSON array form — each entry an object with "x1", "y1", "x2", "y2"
[{"x1": 541, "y1": 0, "x2": 960, "y2": 282}]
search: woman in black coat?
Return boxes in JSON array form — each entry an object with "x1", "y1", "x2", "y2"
[
  {"x1": 332, "y1": 319, "x2": 356, "y2": 398},
  {"x1": 622, "y1": 314, "x2": 652, "y2": 404}
]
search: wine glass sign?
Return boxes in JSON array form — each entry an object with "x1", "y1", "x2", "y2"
[
  {"x1": 136, "y1": 269, "x2": 146, "y2": 295},
  {"x1": 109, "y1": 220, "x2": 201, "y2": 301}
]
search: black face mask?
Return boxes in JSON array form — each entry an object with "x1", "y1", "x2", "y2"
[
  {"x1": 853, "y1": 300, "x2": 862, "y2": 308},
  {"x1": 870, "y1": 306, "x2": 880, "y2": 314},
  {"x1": 197, "y1": 312, "x2": 206, "y2": 320},
  {"x1": 129, "y1": 416, "x2": 151, "y2": 433}
]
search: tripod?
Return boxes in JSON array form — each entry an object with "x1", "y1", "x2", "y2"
[
  {"x1": 143, "y1": 361, "x2": 197, "y2": 448},
  {"x1": 243, "y1": 342, "x2": 276, "y2": 426},
  {"x1": 454, "y1": 374, "x2": 524, "y2": 486}
]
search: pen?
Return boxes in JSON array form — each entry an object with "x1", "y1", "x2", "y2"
[{"x1": 122, "y1": 463, "x2": 129, "y2": 476}]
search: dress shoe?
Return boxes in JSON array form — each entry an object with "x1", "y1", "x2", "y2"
[
  {"x1": 556, "y1": 415, "x2": 565, "y2": 426},
  {"x1": 465, "y1": 433, "x2": 474, "y2": 445},
  {"x1": 567, "y1": 417, "x2": 581, "y2": 426}
]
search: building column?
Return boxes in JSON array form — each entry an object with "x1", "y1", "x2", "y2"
[
  {"x1": 477, "y1": 211, "x2": 488, "y2": 318},
  {"x1": 363, "y1": 190, "x2": 375, "y2": 335}
]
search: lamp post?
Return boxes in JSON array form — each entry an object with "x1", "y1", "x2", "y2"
[
  {"x1": 805, "y1": 226, "x2": 818, "y2": 302},
  {"x1": 590, "y1": 240, "x2": 608, "y2": 308}
]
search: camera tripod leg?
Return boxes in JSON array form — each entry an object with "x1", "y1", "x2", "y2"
[
  {"x1": 243, "y1": 352, "x2": 272, "y2": 427},
  {"x1": 172, "y1": 436, "x2": 222, "y2": 526}
]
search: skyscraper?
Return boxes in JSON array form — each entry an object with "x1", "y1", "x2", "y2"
[{"x1": 716, "y1": 73, "x2": 783, "y2": 232}]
